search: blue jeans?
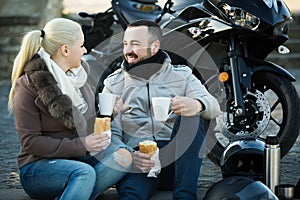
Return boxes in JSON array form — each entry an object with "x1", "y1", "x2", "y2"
[
  {"x1": 20, "y1": 145, "x2": 130, "y2": 200},
  {"x1": 117, "y1": 116, "x2": 206, "y2": 200}
]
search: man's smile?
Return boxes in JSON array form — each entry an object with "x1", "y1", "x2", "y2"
[{"x1": 126, "y1": 52, "x2": 138, "y2": 63}]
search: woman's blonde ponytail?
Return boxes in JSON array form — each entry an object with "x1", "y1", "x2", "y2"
[{"x1": 8, "y1": 30, "x2": 41, "y2": 112}]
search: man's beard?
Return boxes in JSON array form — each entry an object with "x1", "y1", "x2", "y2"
[{"x1": 126, "y1": 48, "x2": 152, "y2": 65}]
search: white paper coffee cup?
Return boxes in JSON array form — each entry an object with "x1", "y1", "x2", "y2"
[
  {"x1": 98, "y1": 93, "x2": 116, "y2": 116},
  {"x1": 152, "y1": 97, "x2": 171, "y2": 121}
]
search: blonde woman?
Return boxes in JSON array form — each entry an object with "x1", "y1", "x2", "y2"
[{"x1": 8, "y1": 18, "x2": 132, "y2": 200}]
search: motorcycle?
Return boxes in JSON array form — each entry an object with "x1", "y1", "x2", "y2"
[{"x1": 79, "y1": 0, "x2": 300, "y2": 165}]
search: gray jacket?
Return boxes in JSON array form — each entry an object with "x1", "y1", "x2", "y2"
[{"x1": 103, "y1": 55, "x2": 220, "y2": 148}]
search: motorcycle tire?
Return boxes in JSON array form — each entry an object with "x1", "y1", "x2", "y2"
[{"x1": 207, "y1": 71, "x2": 300, "y2": 165}]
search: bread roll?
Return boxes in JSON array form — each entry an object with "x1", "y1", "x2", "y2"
[
  {"x1": 139, "y1": 140, "x2": 157, "y2": 156},
  {"x1": 94, "y1": 117, "x2": 111, "y2": 134}
]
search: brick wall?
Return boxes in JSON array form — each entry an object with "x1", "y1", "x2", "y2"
[{"x1": 0, "y1": 0, "x2": 63, "y2": 80}]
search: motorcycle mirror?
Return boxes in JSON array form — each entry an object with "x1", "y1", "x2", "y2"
[
  {"x1": 78, "y1": 12, "x2": 95, "y2": 19},
  {"x1": 156, "y1": 0, "x2": 175, "y2": 23}
]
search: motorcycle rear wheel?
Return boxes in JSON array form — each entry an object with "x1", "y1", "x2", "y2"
[{"x1": 207, "y1": 71, "x2": 300, "y2": 165}]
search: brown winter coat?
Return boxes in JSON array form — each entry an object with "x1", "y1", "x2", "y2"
[{"x1": 13, "y1": 54, "x2": 96, "y2": 169}]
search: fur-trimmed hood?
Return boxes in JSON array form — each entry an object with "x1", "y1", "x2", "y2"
[{"x1": 23, "y1": 54, "x2": 85, "y2": 129}]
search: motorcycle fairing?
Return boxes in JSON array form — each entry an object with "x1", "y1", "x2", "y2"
[
  {"x1": 204, "y1": 0, "x2": 291, "y2": 26},
  {"x1": 228, "y1": 56, "x2": 296, "y2": 92},
  {"x1": 262, "y1": 0, "x2": 278, "y2": 13},
  {"x1": 175, "y1": 3, "x2": 211, "y2": 21},
  {"x1": 243, "y1": 57, "x2": 296, "y2": 82},
  {"x1": 164, "y1": 17, "x2": 233, "y2": 41},
  {"x1": 164, "y1": 15, "x2": 289, "y2": 62},
  {"x1": 169, "y1": 0, "x2": 204, "y2": 11},
  {"x1": 159, "y1": 3, "x2": 211, "y2": 29}
]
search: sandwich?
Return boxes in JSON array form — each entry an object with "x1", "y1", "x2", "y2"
[
  {"x1": 94, "y1": 117, "x2": 111, "y2": 134},
  {"x1": 139, "y1": 140, "x2": 157, "y2": 156}
]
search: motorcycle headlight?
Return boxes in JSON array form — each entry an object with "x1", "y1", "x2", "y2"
[{"x1": 222, "y1": 3, "x2": 260, "y2": 30}]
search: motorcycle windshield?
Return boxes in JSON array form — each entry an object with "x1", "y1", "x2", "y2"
[{"x1": 206, "y1": 0, "x2": 291, "y2": 25}]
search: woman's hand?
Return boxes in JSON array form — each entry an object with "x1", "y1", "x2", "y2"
[
  {"x1": 132, "y1": 151, "x2": 154, "y2": 173},
  {"x1": 113, "y1": 95, "x2": 123, "y2": 115},
  {"x1": 171, "y1": 96, "x2": 203, "y2": 116},
  {"x1": 84, "y1": 132, "x2": 110, "y2": 152}
]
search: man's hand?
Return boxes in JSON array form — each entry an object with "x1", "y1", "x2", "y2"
[
  {"x1": 132, "y1": 151, "x2": 155, "y2": 173},
  {"x1": 171, "y1": 96, "x2": 203, "y2": 116}
]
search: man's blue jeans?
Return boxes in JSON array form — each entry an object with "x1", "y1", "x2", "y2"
[{"x1": 117, "y1": 116, "x2": 206, "y2": 200}]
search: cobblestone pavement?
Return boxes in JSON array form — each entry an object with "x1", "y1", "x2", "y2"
[
  {"x1": 0, "y1": 69, "x2": 299, "y2": 190},
  {"x1": 0, "y1": 80, "x2": 21, "y2": 189}
]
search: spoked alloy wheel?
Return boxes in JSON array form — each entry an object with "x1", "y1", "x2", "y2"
[{"x1": 207, "y1": 71, "x2": 300, "y2": 165}]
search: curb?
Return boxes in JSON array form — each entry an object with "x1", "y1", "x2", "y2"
[{"x1": 0, "y1": 188, "x2": 208, "y2": 200}]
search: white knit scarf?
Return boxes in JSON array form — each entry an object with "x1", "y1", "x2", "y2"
[{"x1": 38, "y1": 48, "x2": 88, "y2": 114}]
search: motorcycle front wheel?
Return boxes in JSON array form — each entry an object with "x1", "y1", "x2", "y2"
[{"x1": 206, "y1": 71, "x2": 300, "y2": 165}]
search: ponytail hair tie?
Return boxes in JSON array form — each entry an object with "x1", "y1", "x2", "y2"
[{"x1": 40, "y1": 30, "x2": 45, "y2": 38}]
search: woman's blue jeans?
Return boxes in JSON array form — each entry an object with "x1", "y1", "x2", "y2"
[
  {"x1": 117, "y1": 116, "x2": 206, "y2": 200},
  {"x1": 20, "y1": 145, "x2": 130, "y2": 200}
]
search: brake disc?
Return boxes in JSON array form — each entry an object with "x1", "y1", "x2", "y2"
[{"x1": 220, "y1": 89, "x2": 271, "y2": 141}]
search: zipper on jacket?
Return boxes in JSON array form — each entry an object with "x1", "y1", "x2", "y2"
[{"x1": 147, "y1": 81, "x2": 157, "y2": 142}]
